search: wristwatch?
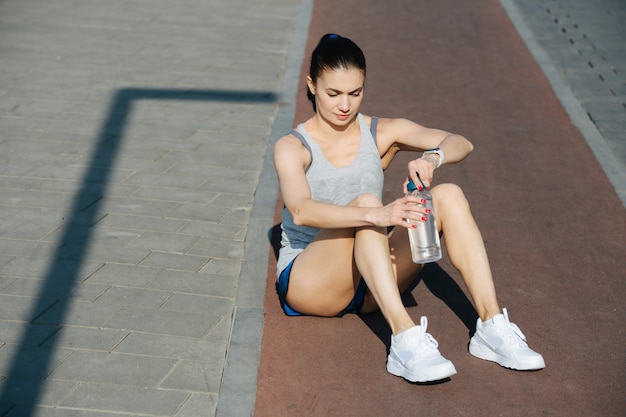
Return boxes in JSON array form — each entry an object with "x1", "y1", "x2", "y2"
[{"x1": 423, "y1": 147, "x2": 444, "y2": 168}]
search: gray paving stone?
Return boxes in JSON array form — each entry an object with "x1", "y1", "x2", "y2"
[
  {"x1": 187, "y1": 237, "x2": 244, "y2": 259},
  {"x1": 0, "y1": 254, "x2": 15, "y2": 269},
  {"x1": 124, "y1": 231, "x2": 199, "y2": 254},
  {"x1": 31, "y1": 179, "x2": 139, "y2": 197},
  {"x1": 0, "y1": 379, "x2": 79, "y2": 415},
  {"x1": 212, "y1": 192, "x2": 255, "y2": 210},
  {"x1": 54, "y1": 243, "x2": 149, "y2": 265},
  {"x1": 148, "y1": 270, "x2": 237, "y2": 298},
  {"x1": 104, "y1": 306, "x2": 221, "y2": 338},
  {"x1": 1, "y1": 278, "x2": 108, "y2": 302},
  {"x1": 123, "y1": 171, "x2": 208, "y2": 190},
  {"x1": 220, "y1": 207, "x2": 253, "y2": 227},
  {"x1": 114, "y1": 332, "x2": 227, "y2": 363},
  {"x1": 203, "y1": 316, "x2": 232, "y2": 343},
  {"x1": 174, "y1": 393, "x2": 218, "y2": 417},
  {"x1": 6, "y1": 406, "x2": 130, "y2": 417},
  {"x1": 100, "y1": 196, "x2": 180, "y2": 217},
  {"x1": 167, "y1": 203, "x2": 232, "y2": 223},
  {"x1": 0, "y1": 344, "x2": 72, "y2": 378},
  {"x1": 60, "y1": 383, "x2": 188, "y2": 415},
  {"x1": 0, "y1": 256, "x2": 103, "y2": 280},
  {"x1": 199, "y1": 176, "x2": 260, "y2": 195},
  {"x1": 0, "y1": 295, "x2": 57, "y2": 322},
  {"x1": 161, "y1": 360, "x2": 223, "y2": 392},
  {"x1": 131, "y1": 186, "x2": 219, "y2": 204},
  {"x1": 94, "y1": 286, "x2": 172, "y2": 309},
  {"x1": 94, "y1": 213, "x2": 188, "y2": 233},
  {"x1": 198, "y1": 258, "x2": 243, "y2": 277},
  {"x1": 34, "y1": 299, "x2": 120, "y2": 327},
  {"x1": 161, "y1": 293, "x2": 234, "y2": 317},
  {"x1": 0, "y1": 218, "x2": 60, "y2": 241},
  {"x1": 177, "y1": 221, "x2": 244, "y2": 240},
  {"x1": 139, "y1": 251, "x2": 209, "y2": 271},
  {"x1": 0, "y1": 322, "x2": 58, "y2": 345},
  {"x1": 0, "y1": 188, "x2": 74, "y2": 210},
  {"x1": 50, "y1": 350, "x2": 177, "y2": 386},
  {"x1": 85, "y1": 263, "x2": 163, "y2": 288},
  {"x1": 41, "y1": 326, "x2": 128, "y2": 351}
]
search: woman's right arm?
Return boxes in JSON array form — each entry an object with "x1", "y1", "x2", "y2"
[{"x1": 273, "y1": 135, "x2": 425, "y2": 229}]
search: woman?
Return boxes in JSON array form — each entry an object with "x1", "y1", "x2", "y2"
[{"x1": 273, "y1": 34, "x2": 545, "y2": 383}]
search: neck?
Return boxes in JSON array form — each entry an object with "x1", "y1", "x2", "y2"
[{"x1": 311, "y1": 112, "x2": 360, "y2": 140}]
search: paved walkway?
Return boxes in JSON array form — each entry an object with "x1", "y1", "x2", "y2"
[
  {"x1": 0, "y1": 0, "x2": 623, "y2": 417},
  {"x1": 0, "y1": 0, "x2": 304, "y2": 416}
]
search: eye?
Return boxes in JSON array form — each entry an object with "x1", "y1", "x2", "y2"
[{"x1": 351, "y1": 91, "x2": 361, "y2": 97}]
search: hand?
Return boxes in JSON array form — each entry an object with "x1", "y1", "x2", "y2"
[
  {"x1": 375, "y1": 195, "x2": 430, "y2": 229},
  {"x1": 404, "y1": 155, "x2": 438, "y2": 192}
]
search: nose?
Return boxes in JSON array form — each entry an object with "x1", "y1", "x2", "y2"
[{"x1": 338, "y1": 95, "x2": 350, "y2": 112}]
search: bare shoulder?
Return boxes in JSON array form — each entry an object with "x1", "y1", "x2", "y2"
[{"x1": 273, "y1": 132, "x2": 310, "y2": 169}]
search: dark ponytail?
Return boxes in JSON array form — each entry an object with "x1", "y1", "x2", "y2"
[{"x1": 307, "y1": 34, "x2": 366, "y2": 112}]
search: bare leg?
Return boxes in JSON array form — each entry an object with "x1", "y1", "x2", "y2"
[
  {"x1": 286, "y1": 194, "x2": 414, "y2": 334},
  {"x1": 353, "y1": 223, "x2": 415, "y2": 334},
  {"x1": 431, "y1": 183, "x2": 501, "y2": 321}
]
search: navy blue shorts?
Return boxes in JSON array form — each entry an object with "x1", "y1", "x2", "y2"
[{"x1": 276, "y1": 257, "x2": 368, "y2": 317}]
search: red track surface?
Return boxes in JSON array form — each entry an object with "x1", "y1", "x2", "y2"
[{"x1": 255, "y1": 1, "x2": 626, "y2": 415}]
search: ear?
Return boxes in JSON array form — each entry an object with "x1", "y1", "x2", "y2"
[{"x1": 306, "y1": 75, "x2": 315, "y2": 95}]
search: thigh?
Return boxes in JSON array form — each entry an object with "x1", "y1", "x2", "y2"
[{"x1": 287, "y1": 228, "x2": 361, "y2": 317}]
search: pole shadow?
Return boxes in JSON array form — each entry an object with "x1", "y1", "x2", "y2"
[{"x1": 0, "y1": 88, "x2": 277, "y2": 415}]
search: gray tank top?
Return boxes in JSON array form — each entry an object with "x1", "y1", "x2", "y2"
[{"x1": 277, "y1": 113, "x2": 384, "y2": 276}]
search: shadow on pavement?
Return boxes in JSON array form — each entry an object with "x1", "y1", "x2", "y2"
[{"x1": 0, "y1": 88, "x2": 276, "y2": 416}]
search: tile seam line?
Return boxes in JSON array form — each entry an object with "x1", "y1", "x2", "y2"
[
  {"x1": 500, "y1": 0, "x2": 626, "y2": 208},
  {"x1": 214, "y1": 1, "x2": 313, "y2": 417}
]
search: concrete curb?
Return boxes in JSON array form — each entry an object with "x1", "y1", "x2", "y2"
[{"x1": 215, "y1": 1, "x2": 313, "y2": 415}]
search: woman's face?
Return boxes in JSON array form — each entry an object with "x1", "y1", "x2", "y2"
[{"x1": 307, "y1": 67, "x2": 365, "y2": 127}]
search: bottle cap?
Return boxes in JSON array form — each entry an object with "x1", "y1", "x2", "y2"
[{"x1": 407, "y1": 176, "x2": 426, "y2": 192}]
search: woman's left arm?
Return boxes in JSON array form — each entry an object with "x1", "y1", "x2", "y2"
[{"x1": 377, "y1": 117, "x2": 474, "y2": 188}]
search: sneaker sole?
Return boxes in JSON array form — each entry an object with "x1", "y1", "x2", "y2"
[
  {"x1": 386, "y1": 358, "x2": 457, "y2": 382},
  {"x1": 469, "y1": 340, "x2": 546, "y2": 370}
]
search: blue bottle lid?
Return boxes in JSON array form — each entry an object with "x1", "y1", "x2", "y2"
[{"x1": 407, "y1": 176, "x2": 426, "y2": 192}]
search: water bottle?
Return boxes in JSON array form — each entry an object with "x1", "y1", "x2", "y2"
[{"x1": 406, "y1": 178, "x2": 442, "y2": 263}]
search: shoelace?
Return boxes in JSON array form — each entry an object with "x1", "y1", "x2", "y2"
[
  {"x1": 500, "y1": 308, "x2": 528, "y2": 346},
  {"x1": 405, "y1": 332, "x2": 442, "y2": 365},
  {"x1": 414, "y1": 316, "x2": 441, "y2": 355}
]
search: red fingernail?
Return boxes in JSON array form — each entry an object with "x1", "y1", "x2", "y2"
[
  {"x1": 420, "y1": 199, "x2": 426, "y2": 204},
  {"x1": 421, "y1": 217, "x2": 427, "y2": 222},
  {"x1": 412, "y1": 224, "x2": 417, "y2": 228},
  {"x1": 425, "y1": 209, "x2": 431, "y2": 213}
]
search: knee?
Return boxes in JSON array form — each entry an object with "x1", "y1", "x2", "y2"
[
  {"x1": 431, "y1": 183, "x2": 469, "y2": 211},
  {"x1": 349, "y1": 193, "x2": 383, "y2": 208}
]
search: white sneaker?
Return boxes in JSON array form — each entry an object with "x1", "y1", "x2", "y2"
[
  {"x1": 469, "y1": 308, "x2": 546, "y2": 370},
  {"x1": 387, "y1": 316, "x2": 457, "y2": 382}
]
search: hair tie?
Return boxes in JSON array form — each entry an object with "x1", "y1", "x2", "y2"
[{"x1": 328, "y1": 34, "x2": 339, "y2": 39}]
